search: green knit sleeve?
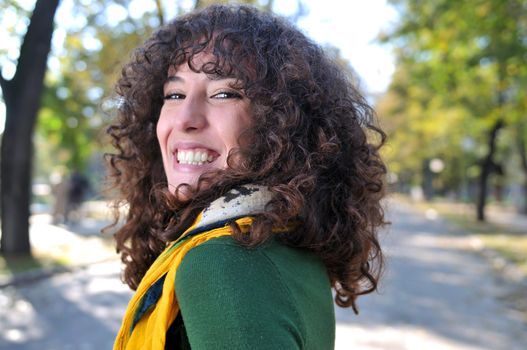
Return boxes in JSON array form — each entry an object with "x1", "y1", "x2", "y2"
[{"x1": 175, "y1": 237, "x2": 306, "y2": 350}]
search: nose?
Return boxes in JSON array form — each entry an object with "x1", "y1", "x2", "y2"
[{"x1": 174, "y1": 95, "x2": 208, "y2": 133}]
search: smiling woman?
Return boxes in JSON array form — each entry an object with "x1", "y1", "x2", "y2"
[
  {"x1": 106, "y1": 4, "x2": 387, "y2": 350},
  {"x1": 157, "y1": 56, "x2": 252, "y2": 196}
]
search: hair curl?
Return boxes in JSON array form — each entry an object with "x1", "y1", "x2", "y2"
[{"x1": 105, "y1": 4, "x2": 387, "y2": 313}]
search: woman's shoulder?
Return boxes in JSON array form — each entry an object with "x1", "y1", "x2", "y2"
[
  {"x1": 175, "y1": 235, "x2": 335, "y2": 349},
  {"x1": 176, "y1": 235, "x2": 329, "y2": 289}
]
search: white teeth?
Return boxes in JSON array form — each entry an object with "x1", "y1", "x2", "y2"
[{"x1": 176, "y1": 149, "x2": 215, "y2": 165}]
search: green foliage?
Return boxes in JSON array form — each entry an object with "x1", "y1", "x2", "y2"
[
  {"x1": 34, "y1": 0, "x2": 162, "y2": 178},
  {"x1": 0, "y1": 1, "x2": 31, "y2": 79},
  {"x1": 379, "y1": 0, "x2": 527, "y2": 202}
]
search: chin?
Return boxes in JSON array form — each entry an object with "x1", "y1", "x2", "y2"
[
  {"x1": 167, "y1": 174, "x2": 203, "y2": 198},
  {"x1": 165, "y1": 167, "x2": 223, "y2": 199}
]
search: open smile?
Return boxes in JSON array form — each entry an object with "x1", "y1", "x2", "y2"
[{"x1": 176, "y1": 148, "x2": 219, "y2": 166}]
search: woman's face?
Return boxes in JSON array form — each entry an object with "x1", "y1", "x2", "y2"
[{"x1": 157, "y1": 56, "x2": 252, "y2": 194}]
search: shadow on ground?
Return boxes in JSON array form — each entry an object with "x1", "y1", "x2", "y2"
[
  {"x1": 335, "y1": 201, "x2": 527, "y2": 350},
  {"x1": 0, "y1": 261, "x2": 131, "y2": 350}
]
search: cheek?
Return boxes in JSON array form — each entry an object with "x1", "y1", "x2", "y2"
[
  {"x1": 234, "y1": 112, "x2": 252, "y2": 145},
  {"x1": 156, "y1": 113, "x2": 169, "y2": 147},
  {"x1": 224, "y1": 120, "x2": 249, "y2": 148}
]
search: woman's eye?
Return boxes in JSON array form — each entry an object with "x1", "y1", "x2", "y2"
[
  {"x1": 212, "y1": 91, "x2": 242, "y2": 99},
  {"x1": 164, "y1": 93, "x2": 185, "y2": 100}
]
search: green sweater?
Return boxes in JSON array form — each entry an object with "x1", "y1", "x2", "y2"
[{"x1": 172, "y1": 236, "x2": 335, "y2": 349}]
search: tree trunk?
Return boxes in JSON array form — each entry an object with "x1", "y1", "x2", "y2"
[
  {"x1": 264, "y1": 0, "x2": 275, "y2": 12},
  {"x1": 517, "y1": 123, "x2": 527, "y2": 215},
  {"x1": 0, "y1": 0, "x2": 60, "y2": 255},
  {"x1": 476, "y1": 60, "x2": 508, "y2": 222},
  {"x1": 154, "y1": 0, "x2": 165, "y2": 25},
  {"x1": 422, "y1": 158, "x2": 433, "y2": 200},
  {"x1": 476, "y1": 119, "x2": 504, "y2": 221}
]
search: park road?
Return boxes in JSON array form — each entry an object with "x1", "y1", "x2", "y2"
[
  {"x1": 335, "y1": 200, "x2": 527, "y2": 350},
  {"x1": 1, "y1": 200, "x2": 526, "y2": 349}
]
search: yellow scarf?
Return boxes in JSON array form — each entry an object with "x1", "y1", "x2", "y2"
[{"x1": 113, "y1": 214, "x2": 254, "y2": 350}]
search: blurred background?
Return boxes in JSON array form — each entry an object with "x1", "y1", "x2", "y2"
[{"x1": 0, "y1": 0, "x2": 526, "y2": 349}]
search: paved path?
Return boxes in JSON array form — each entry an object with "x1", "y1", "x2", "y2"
[
  {"x1": 335, "y1": 200, "x2": 527, "y2": 350},
  {"x1": 1, "y1": 202, "x2": 526, "y2": 349},
  {"x1": 0, "y1": 260, "x2": 129, "y2": 350}
]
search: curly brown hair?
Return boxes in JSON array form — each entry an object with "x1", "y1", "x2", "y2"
[{"x1": 106, "y1": 4, "x2": 387, "y2": 313}]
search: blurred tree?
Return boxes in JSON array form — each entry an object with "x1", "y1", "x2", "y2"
[
  {"x1": 519, "y1": 128, "x2": 527, "y2": 213},
  {"x1": 381, "y1": 0, "x2": 527, "y2": 220},
  {"x1": 35, "y1": 0, "x2": 161, "y2": 177},
  {"x1": 0, "y1": 0, "x2": 60, "y2": 255},
  {"x1": 0, "y1": 0, "x2": 164, "y2": 255}
]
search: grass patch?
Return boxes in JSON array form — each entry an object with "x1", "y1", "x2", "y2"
[
  {"x1": 0, "y1": 252, "x2": 68, "y2": 278},
  {"x1": 476, "y1": 234, "x2": 527, "y2": 274}
]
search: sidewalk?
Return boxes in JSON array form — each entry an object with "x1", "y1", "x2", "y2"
[
  {"x1": 404, "y1": 197, "x2": 527, "y2": 285},
  {"x1": 424, "y1": 199, "x2": 527, "y2": 232},
  {"x1": 0, "y1": 201, "x2": 119, "y2": 287},
  {"x1": 339, "y1": 199, "x2": 527, "y2": 349}
]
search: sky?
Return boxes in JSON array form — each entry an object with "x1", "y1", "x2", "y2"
[
  {"x1": 0, "y1": 0, "x2": 398, "y2": 132},
  {"x1": 277, "y1": 0, "x2": 398, "y2": 94}
]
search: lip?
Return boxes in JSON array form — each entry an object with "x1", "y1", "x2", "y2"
[{"x1": 170, "y1": 141, "x2": 220, "y2": 155}]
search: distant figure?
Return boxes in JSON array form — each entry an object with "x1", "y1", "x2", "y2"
[
  {"x1": 52, "y1": 171, "x2": 90, "y2": 224},
  {"x1": 51, "y1": 176, "x2": 69, "y2": 225},
  {"x1": 64, "y1": 171, "x2": 90, "y2": 224}
]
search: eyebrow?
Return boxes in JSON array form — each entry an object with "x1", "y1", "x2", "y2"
[{"x1": 166, "y1": 75, "x2": 184, "y2": 83}]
